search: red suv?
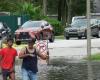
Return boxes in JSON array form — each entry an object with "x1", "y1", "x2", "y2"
[{"x1": 15, "y1": 20, "x2": 55, "y2": 44}]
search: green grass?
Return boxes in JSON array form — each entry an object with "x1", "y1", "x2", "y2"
[
  {"x1": 85, "y1": 53, "x2": 100, "y2": 60},
  {"x1": 55, "y1": 35, "x2": 64, "y2": 39}
]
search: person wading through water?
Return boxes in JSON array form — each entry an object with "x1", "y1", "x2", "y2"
[
  {"x1": 19, "y1": 38, "x2": 48, "y2": 80},
  {"x1": 0, "y1": 38, "x2": 17, "y2": 80}
]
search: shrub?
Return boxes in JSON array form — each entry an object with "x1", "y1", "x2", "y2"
[
  {"x1": 44, "y1": 17, "x2": 64, "y2": 36},
  {"x1": 16, "y1": 2, "x2": 43, "y2": 20}
]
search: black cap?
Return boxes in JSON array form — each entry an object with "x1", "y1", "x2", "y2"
[{"x1": 6, "y1": 38, "x2": 14, "y2": 42}]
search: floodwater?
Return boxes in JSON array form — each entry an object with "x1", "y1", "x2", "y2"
[
  {"x1": 0, "y1": 46, "x2": 100, "y2": 80},
  {"x1": 12, "y1": 58, "x2": 100, "y2": 80}
]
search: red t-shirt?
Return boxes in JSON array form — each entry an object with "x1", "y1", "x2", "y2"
[{"x1": 0, "y1": 47, "x2": 17, "y2": 69}]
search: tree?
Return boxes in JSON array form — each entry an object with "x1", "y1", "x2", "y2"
[
  {"x1": 57, "y1": 0, "x2": 87, "y2": 26},
  {"x1": 16, "y1": 2, "x2": 43, "y2": 20},
  {"x1": 66, "y1": 0, "x2": 72, "y2": 25},
  {"x1": 0, "y1": 0, "x2": 94, "y2": 24},
  {"x1": 58, "y1": 0, "x2": 62, "y2": 21},
  {"x1": 0, "y1": 0, "x2": 19, "y2": 12},
  {"x1": 43, "y1": 0, "x2": 47, "y2": 15},
  {"x1": 57, "y1": 0, "x2": 67, "y2": 26}
]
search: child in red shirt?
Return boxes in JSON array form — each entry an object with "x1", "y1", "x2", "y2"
[{"x1": 0, "y1": 38, "x2": 17, "y2": 80}]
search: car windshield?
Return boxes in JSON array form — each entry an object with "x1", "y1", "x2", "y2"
[
  {"x1": 21, "y1": 21, "x2": 42, "y2": 28},
  {"x1": 71, "y1": 19, "x2": 97, "y2": 28},
  {"x1": 72, "y1": 16, "x2": 86, "y2": 22}
]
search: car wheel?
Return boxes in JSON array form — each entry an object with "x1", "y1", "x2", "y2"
[
  {"x1": 96, "y1": 31, "x2": 100, "y2": 38},
  {"x1": 65, "y1": 36, "x2": 69, "y2": 40},
  {"x1": 85, "y1": 36, "x2": 87, "y2": 39},
  {"x1": 15, "y1": 41, "x2": 21, "y2": 45},
  {"x1": 0, "y1": 36, "x2": 2, "y2": 39},
  {"x1": 78, "y1": 36, "x2": 82, "y2": 39},
  {"x1": 49, "y1": 34, "x2": 55, "y2": 42}
]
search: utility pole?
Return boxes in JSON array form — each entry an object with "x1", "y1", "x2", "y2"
[
  {"x1": 87, "y1": 0, "x2": 94, "y2": 80},
  {"x1": 43, "y1": 0, "x2": 47, "y2": 16}
]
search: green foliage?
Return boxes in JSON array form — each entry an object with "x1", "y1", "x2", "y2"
[
  {"x1": 16, "y1": 2, "x2": 43, "y2": 20},
  {"x1": 55, "y1": 35, "x2": 64, "y2": 39},
  {"x1": 0, "y1": 1, "x2": 43, "y2": 20},
  {"x1": 71, "y1": 0, "x2": 86, "y2": 16},
  {"x1": 47, "y1": 0, "x2": 59, "y2": 14},
  {"x1": 84, "y1": 53, "x2": 100, "y2": 60},
  {"x1": 32, "y1": 6, "x2": 43, "y2": 20},
  {"x1": 0, "y1": 0, "x2": 19, "y2": 12},
  {"x1": 44, "y1": 17, "x2": 64, "y2": 36},
  {"x1": 89, "y1": 54, "x2": 100, "y2": 60},
  {"x1": 0, "y1": 0, "x2": 94, "y2": 16}
]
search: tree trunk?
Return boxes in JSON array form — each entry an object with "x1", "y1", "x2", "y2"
[
  {"x1": 38, "y1": 0, "x2": 42, "y2": 6},
  {"x1": 43, "y1": 0, "x2": 47, "y2": 16},
  {"x1": 58, "y1": 0, "x2": 62, "y2": 21},
  {"x1": 67, "y1": 0, "x2": 72, "y2": 25},
  {"x1": 61, "y1": 0, "x2": 67, "y2": 26}
]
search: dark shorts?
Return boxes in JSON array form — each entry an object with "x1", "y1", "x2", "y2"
[{"x1": 2, "y1": 69, "x2": 15, "y2": 80}]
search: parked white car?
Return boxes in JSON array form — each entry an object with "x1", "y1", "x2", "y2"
[{"x1": 72, "y1": 16, "x2": 86, "y2": 23}]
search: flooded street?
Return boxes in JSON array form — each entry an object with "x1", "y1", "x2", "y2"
[
  {"x1": 13, "y1": 58, "x2": 100, "y2": 80},
  {"x1": 1, "y1": 53, "x2": 100, "y2": 80},
  {"x1": 1, "y1": 39, "x2": 100, "y2": 80}
]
